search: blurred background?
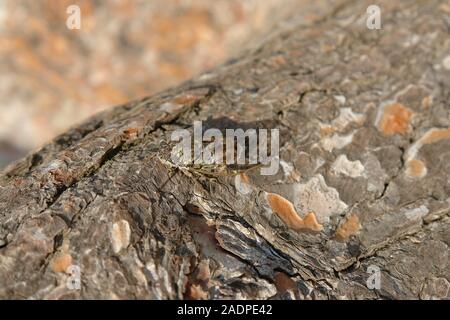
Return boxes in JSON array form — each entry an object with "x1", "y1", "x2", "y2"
[{"x1": 0, "y1": 0, "x2": 332, "y2": 169}]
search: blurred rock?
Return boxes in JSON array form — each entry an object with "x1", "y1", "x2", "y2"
[
  {"x1": 0, "y1": 0, "x2": 326, "y2": 168},
  {"x1": 0, "y1": 141, "x2": 26, "y2": 169}
]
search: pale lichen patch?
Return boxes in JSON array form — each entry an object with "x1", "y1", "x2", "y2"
[
  {"x1": 331, "y1": 154, "x2": 365, "y2": 178},
  {"x1": 280, "y1": 160, "x2": 300, "y2": 182},
  {"x1": 321, "y1": 132, "x2": 354, "y2": 152},
  {"x1": 294, "y1": 174, "x2": 348, "y2": 224},
  {"x1": 266, "y1": 193, "x2": 323, "y2": 232},
  {"x1": 319, "y1": 108, "x2": 365, "y2": 138},
  {"x1": 331, "y1": 108, "x2": 365, "y2": 131},
  {"x1": 404, "y1": 205, "x2": 429, "y2": 221},
  {"x1": 335, "y1": 215, "x2": 361, "y2": 241},
  {"x1": 159, "y1": 102, "x2": 185, "y2": 114},
  {"x1": 334, "y1": 95, "x2": 346, "y2": 105},
  {"x1": 110, "y1": 219, "x2": 131, "y2": 254},
  {"x1": 443, "y1": 55, "x2": 450, "y2": 70}
]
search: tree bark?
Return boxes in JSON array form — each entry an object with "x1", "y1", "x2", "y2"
[{"x1": 0, "y1": 0, "x2": 449, "y2": 299}]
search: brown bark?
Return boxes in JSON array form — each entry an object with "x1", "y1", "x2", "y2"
[{"x1": 0, "y1": 0, "x2": 449, "y2": 299}]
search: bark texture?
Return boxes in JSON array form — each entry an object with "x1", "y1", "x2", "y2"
[{"x1": 0, "y1": 0, "x2": 449, "y2": 299}]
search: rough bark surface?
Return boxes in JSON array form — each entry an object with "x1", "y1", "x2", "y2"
[{"x1": 0, "y1": 0, "x2": 449, "y2": 299}]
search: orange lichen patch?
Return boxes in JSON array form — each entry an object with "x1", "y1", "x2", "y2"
[
  {"x1": 440, "y1": 4, "x2": 450, "y2": 14},
  {"x1": 173, "y1": 94, "x2": 201, "y2": 105},
  {"x1": 51, "y1": 253, "x2": 73, "y2": 273},
  {"x1": 271, "y1": 55, "x2": 287, "y2": 66},
  {"x1": 420, "y1": 128, "x2": 450, "y2": 145},
  {"x1": 188, "y1": 284, "x2": 208, "y2": 300},
  {"x1": 239, "y1": 172, "x2": 250, "y2": 184},
  {"x1": 335, "y1": 215, "x2": 361, "y2": 241},
  {"x1": 320, "y1": 125, "x2": 335, "y2": 137},
  {"x1": 267, "y1": 193, "x2": 302, "y2": 228},
  {"x1": 378, "y1": 103, "x2": 413, "y2": 135},
  {"x1": 197, "y1": 260, "x2": 211, "y2": 282},
  {"x1": 123, "y1": 127, "x2": 139, "y2": 138},
  {"x1": 303, "y1": 212, "x2": 323, "y2": 232},
  {"x1": 405, "y1": 159, "x2": 427, "y2": 178},
  {"x1": 266, "y1": 193, "x2": 323, "y2": 232}
]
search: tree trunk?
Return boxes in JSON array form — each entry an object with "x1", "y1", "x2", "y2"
[{"x1": 0, "y1": 0, "x2": 449, "y2": 299}]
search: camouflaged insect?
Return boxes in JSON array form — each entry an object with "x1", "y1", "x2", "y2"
[{"x1": 186, "y1": 163, "x2": 262, "y2": 177}]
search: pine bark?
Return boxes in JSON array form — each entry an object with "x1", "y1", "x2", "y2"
[{"x1": 0, "y1": 0, "x2": 449, "y2": 299}]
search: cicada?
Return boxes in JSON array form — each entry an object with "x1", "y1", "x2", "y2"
[{"x1": 186, "y1": 162, "x2": 263, "y2": 178}]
